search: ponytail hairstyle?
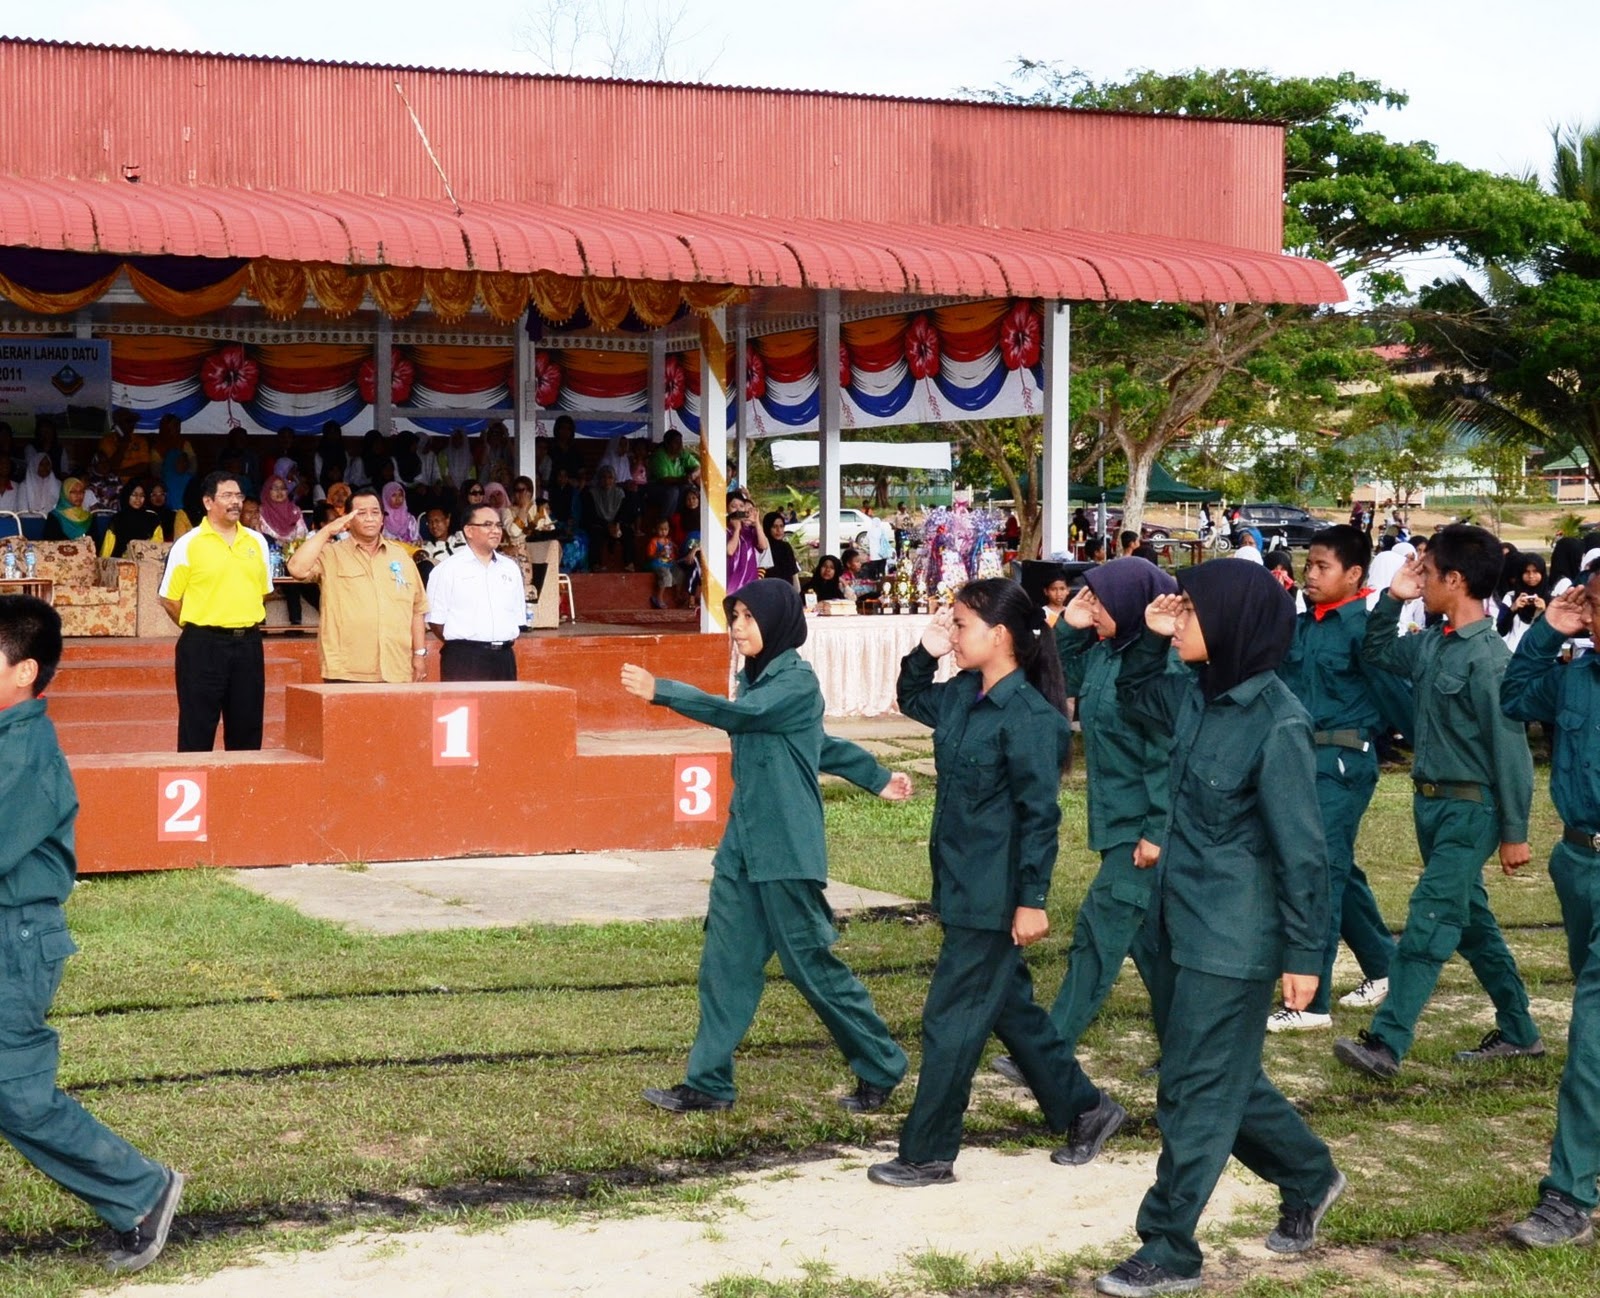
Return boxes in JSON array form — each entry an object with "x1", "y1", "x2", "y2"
[{"x1": 953, "y1": 578, "x2": 1072, "y2": 765}]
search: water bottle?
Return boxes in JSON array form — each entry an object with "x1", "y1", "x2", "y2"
[
  {"x1": 2, "y1": 547, "x2": 16, "y2": 579},
  {"x1": 24, "y1": 544, "x2": 37, "y2": 579},
  {"x1": 268, "y1": 543, "x2": 283, "y2": 579}
]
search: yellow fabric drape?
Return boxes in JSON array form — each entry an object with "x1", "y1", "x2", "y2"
[
  {"x1": 528, "y1": 270, "x2": 583, "y2": 324},
  {"x1": 105, "y1": 336, "x2": 215, "y2": 363},
  {"x1": 476, "y1": 272, "x2": 533, "y2": 325},
  {"x1": 125, "y1": 264, "x2": 250, "y2": 317},
  {"x1": 0, "y1": 268, "x2": 121, "y2": 315},
  {"x1": 409, "y1": 344, "x2": 514, "y2": 372},
  {"x1": 681, "y1": 283, "x2": 748, "y2": 314},
  {"x1": 628, "y1": 279, "x2": 683, "y2": 328},
  {"x1": 580, "y1": 277, "x2": 632, "y2": 332},
  {"x1": 367, "y1": 267, "x2": 425, "y2": 318},
  {"x1": 424, "y1": 269, "x2": 478, "y2": 323},
  {"x1": 248, "y1": 261, "x2": 309, "y2": 319},
  {"x1": 842, "y1": 314, "x2": 909, "y2": 347},
  {"x1": 304, "y1": 264, "x2": 368, "y2": 319},
  {"x1": 932, "y1": 299, "x2": 1014, "y2": 332}
]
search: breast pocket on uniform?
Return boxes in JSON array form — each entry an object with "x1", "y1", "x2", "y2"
[
  {"x1": 957, "y1": 746, "x2": 1007, "y2": 803},
  {"x1": 1190, "y1": 758, "x2": 1251, "y2": 838}
]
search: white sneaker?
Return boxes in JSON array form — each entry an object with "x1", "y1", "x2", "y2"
[
  {"x1": 1339, "y1": 977, "x2": 1389, "y2": 1008},
  {"x1": 1267, "y1": 1008, "x2": 1333, "y2": 1033}
]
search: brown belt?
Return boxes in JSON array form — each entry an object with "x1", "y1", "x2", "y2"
[
  {"x1": 1564, "y1": 826, "x2": 1600, "y2": 854},
  {"x1": 1313, "y1": 729, "x2": 1368, "y2": 751},
  {"x1": 1413, "y1": 780, "x2": 1484, "y2": 803}
]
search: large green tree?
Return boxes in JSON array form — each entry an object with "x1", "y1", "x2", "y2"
[{"x1": 975, "y1": 65, "x2": 1574, "y2": 527}]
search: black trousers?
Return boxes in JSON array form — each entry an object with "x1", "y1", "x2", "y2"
[
  {"x1": 439, "y1": 641, "x2": 517, "y2": 682},
  {"x1": 175, "y1": 625, "x2": 265, "y2": 751}
]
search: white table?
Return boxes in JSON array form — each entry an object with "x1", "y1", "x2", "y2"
[{"x1": 731, "y1": 612, "x2": 956, "y2": 717}]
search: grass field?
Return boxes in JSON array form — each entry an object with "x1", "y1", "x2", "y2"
[{"x1": 1, "y1": 742, "x2": 1595, "y2": 1296}]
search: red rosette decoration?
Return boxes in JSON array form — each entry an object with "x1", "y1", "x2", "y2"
[
  {"x1": 535, "y1": 351, "x2": 563, "y2": 407},
  {"x1": 904, "y1": 314, "x2": 941, "y2": 380},
  {"x1": 999, "y1": 301, "x2": 1044, "y2": 371},
  {"x1": 663, "y1": 354, "x2": 687, "y2": 411},
  {"x1": 356, "y1": 349, "x2": 416, "y2": 405},
  {"x1": 744, "y1": 344, "x2": 766, "y2": 401},
  {"x1": 839, "y1": 342, "x2": 852, "y2": 390},
  {"x1": 200, "y1": 344, "x2": 260, "y2": 404}
]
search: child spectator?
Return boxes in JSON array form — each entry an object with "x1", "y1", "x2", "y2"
[
  {"x1": 1336, "y1": 524, "x2": 1542, "y2": 1080},
  {"x1": 620, "y1": 579, "x2": 911, "y2": 1114},
  {"x1": 414, "y1": 508, "x2": 465, "y2": 583},
  {"x1": 0, "y1": 595, "x2": 185, "y2": 1273},
  {"x1": 647, "y1": 519, "x2": 676, "y2": 609},
  {"x1": 1500, "y1": 558, "x2": 1600, "y2": 1248},
  {"x1": 1105, "y1": 560, "x2": 1342, "y2": 1296},
  {"x1": 872, "y1": 580, "x2": 1121, "y2": 1189}
]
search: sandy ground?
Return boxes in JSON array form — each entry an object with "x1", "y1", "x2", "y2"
[{"x1": 93, "y1": 1147, "x2": 1273, "y2": 1298}]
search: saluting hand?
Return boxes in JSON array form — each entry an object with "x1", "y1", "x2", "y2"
[
  {"x1": 1387, "y1": 558, "x2": 1425, "y2": 603},
  {"x1": 1063, "y1": 586, "x2": 1098, "y2": 630},
  {"x1": 620, "y1": 663, "x2": 656, "y2": 701},
  {"x1": 920, "y1": 605, "x2": 955, "y2": 657},
  {"x1": 879, "y1": 771, "x2": 914, "y2": 801},
  {"x1": 1545, "y1": 587, "x2": 1593, "y2": 638},
  {"x1": 1144, "y1": 593, "x2": 1185, "y2": 638}
]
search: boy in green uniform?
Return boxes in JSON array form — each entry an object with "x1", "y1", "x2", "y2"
[
  {"x1": 1336, "y1": 524, "x2": 1542, "y2": 1080},
  {"x1": 1100, "y1": 560, "x2": 1341, "y2": 1297},
  {"x1": 0, "y1": 595, "x2": 184, "y2": 1274},
  {"x1": 991, "y1": 557, "x2": 1177, "y2": 1086},
  {"x1": 621, "y1": 579, "x2": 910, "y2": 1113},
  {"x1": 1270, "y1": 526, "x2": 1405, "y2": 1031},
  {"x1": 1500, "y1": 559, "x2": 1600, "y2": 1247}
]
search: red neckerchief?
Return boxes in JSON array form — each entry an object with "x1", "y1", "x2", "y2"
[{"x1": 1311, "y1": 588, "x2": 1374, "y2": 622}]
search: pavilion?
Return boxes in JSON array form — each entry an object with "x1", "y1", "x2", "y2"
[{"x1": 0, "y1": 37, "x2": 1345, "y2": 632}]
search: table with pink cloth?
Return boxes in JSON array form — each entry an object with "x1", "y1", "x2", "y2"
[{"x1": 731, "y1": 613, "x2": 957, "y2": 717}]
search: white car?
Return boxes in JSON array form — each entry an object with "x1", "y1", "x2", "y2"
[{"x1": 788, "y1": 509, "x2": 874, "y2": 552}]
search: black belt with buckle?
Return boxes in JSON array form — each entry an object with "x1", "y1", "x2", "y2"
[
  {"x1": 1413, "y1": 779, "x2": 1484, "y2": 803},
  {"x1": 453, "y1": 639, "x2": 512, "y2": 651},
  {"x1": 186, "y1": 624, "x2": 261, "y2": 637},
  {"x1": 1313, "y1": 728, "x2": 1368, "y2": 750},
  {"x1": 1564, "y1": 826, "x2": 1600, "y2": 854}
]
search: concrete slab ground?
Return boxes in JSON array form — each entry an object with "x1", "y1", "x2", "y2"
[{"x1": 227, "y1": 851, "x2": 915, "y2": 934}]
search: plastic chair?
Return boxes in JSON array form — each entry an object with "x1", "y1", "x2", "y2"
[{"x1": 557, "y1": 573, "x2": 575, "y2": 623}]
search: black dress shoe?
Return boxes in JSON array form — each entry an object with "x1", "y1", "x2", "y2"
[
  {"x1": 1051, "y1": 1092, "x2": 1128, "y2": 1166},
  {"x1": 642, "y1": 1083, "x2": 733, "y2": 1113},
  {"x1": 867, "y1": 1157, "x2": 955, "y2": 1187},
  {"x1": 1333, "y1": 1031, "x2": 1400, "y2": 1079},
  {"x1": 837, "y1": 1079, "x2": 895, "y2": 1113}
]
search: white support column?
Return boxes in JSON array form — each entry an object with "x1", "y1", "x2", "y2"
[
  {"x1": 734, "y1": 309, "x2": 750, "y2": 490},
  {"x1": 648, "y1": 334, "x2": 668, "y2": 444},
  {"x1": 513, "y1": 315, "x2": 540, "y2": 479},
  {"x1": 374, "y1": 313, "x2": 394, "y2": 436},
  {"x1": 698, "y1": 308, "x2": 730, "y2": 633},
  {"x1": 817, "y1": 290, "x2": 842, "y2": 558},
  {"x1": 1040, "y1": 301, "x2": 1071, "y2": 557}
]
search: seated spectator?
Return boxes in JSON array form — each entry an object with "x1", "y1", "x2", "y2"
[
  {"x1": 99, "y1": 407, "x2": 154, "y2": 483},
  {"x1": 324, "y1": 481, "x2": 352, "y2": 521},
  {"x1": 147, "y1": 480, "x2": 177, "y2": 540},
  {"x1": 837, "y1": 547, "x2": 865, "y2": 601},
  {"x1": 646, "y1": 429, "x2": 697, "y2": 519},
  {"x1": 82, "y1": 452, "x2": 123, "y2": 512},
  {"x1": 414, "y1": 507, "x2": 466, "y2": 583},
  {"x1": 546, "y1": 414, "x2": 584, "y2": 481},
  {"x1": 483, "y1": 420, "x2": 516, "y2": 488},
  {"x1": 99, "y1": 480, "x2": 163, "y2": 557},
  {"x1": 586, "y1": 467, "x2": 626, "y2": 571},
  {"x1": 392, "y1": 431, "x2": 425, "y2": 488},
  {"x1": 763, "y1": 511, "x2": 800, "y2": 588},
  {"x1": 381, "y1": 481, "x2": 420, "y2": 544},
  {"x1": 258, "y1": 427, "x2": 298, "y2": 490},
  {"x1": 239, "y1": 496, "x2": 263, "y2": 533},
  {"x1": 807, "y1": 554, "x2": 846, "y2": 601},
  {"x1": 1264, "y1": 548, "x2": 1298, "y2": 599},
  {"x1": 0, "y1": 458, "x2": 16, "y2": 512},
  {"x1": 42, "y1": 478, "x2": 92, "y2": 539},
  {"x1": 547, "y1": 467, "x2": 582, "y2": 537},
  {"x1": 258, "y1": 476, "x2": 309, "y2": 545},
  {"x1": 1083, "y1": 535, "x2": 1108, "y2": 564},
  {"x1": 16, "y1": 454, "x2": 60, "y2": 514}
]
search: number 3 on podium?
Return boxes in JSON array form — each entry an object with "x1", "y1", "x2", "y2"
[{"x1": 674, "y1": 758, "x2": 717, "y2": 822}]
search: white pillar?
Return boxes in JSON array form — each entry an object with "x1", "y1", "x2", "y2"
[
  {"x1": 1040, "y1": 301, "x2": 1071, "y2": 557},
  {"x1": 513, "y1": 318, "x2": 540, "y2": 479},
  {"x1": 374, "y1": 313, "x2": 394, "y2": 435},
  {"x1": 648, "y1": 334, "x2": 668, "y2": 443},
  {"x1": 734, "y1": 310, "x2": 750, "y2": 491},
  {"x1": 817, "y1": 290, "x2": 842, "y2": 558},
  {"x1": 698, "y1": 308, "x2": 730, "y2": 633}
]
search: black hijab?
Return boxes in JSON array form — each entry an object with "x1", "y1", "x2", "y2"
[
  {"x1": 1551, "y1": 536, "x2": 1585, "y2": 588},
  {"x1": 725, "y1": 578, "x2": 807, "y2": 683},
  {"x1": 107, "y1": 480, "x2": 161, "y2": 556},
  {"x1": 808, "y1": 555, "x2": 845, "y2": 601},
  {"x1": 1177, "y1": 559, "x2": 1295, "y2": 700},
  {"x1": 1082, "y1": 556, "x2": 1178, "y2": 650}
]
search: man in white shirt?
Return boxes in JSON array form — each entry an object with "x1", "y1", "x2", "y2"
[{"x1": 424, "y1": 504, "x2": 527, "y2": 681}]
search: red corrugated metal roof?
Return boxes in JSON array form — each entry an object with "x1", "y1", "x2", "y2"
[{"x1": 0, "y1": 178, "x2": 1343, "y2": 305}]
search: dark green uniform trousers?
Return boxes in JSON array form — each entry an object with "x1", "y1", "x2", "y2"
[
  {"x1": 899, "y1": 925, "x2": 1100, "y2": 1163},
  {"x1": 1046, "y1": 842, "x2": 1154, "y2": 1044},
  {"x1": 685, "y1": 871, "x2": 907, "y2": 1102},
  {"x1": 1544, "y1": 842, "x2": 1600, "y2": 1210},
  {"x1": 1132, "y1": 927, "x2": 1336, "y2": 1277},
  {"x1": 1369, "y1": 795, "x2": 1539, "y2": 1060},
  {"x1": 0, "y1": 905, "x2": 167, "y2": 1232},
  {"x1": 1309, "y1": 755, "x2": 1396, "y2": 1014}
]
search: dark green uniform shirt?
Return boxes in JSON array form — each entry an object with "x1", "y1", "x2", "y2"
[
  {"x1": 897, "y1": 646, "x2": 1072, "y2": 932},
  {"x1": 1118, "y1": 631, "x2": 1329, "y2": 982},
  {"x1": 1279, "y1": 596, "x2": 1412, "y2": 745},
  {"x1": 1502, "y1": 616, "x2": 1600, "y2": 834},
  {"x1": 0, "y1": 698, "x2": 78, "y2": 907},
  {"x1": 1363, "y1": 593, "x2": 1533, "y2": 843},
  {"x1": 1055, "y1": 622, "x2": 1173, "y2": 851},
  {"x1": 652, "y1": 650, "x2": 889, "y2": 883}
]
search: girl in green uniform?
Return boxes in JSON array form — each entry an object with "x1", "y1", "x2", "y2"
[
  {"x1": 621, "y1": 579, "x2": 910, "y2": 1114},
  {"x1": 870, "y1": 578, "x2": 1124, "y2": 1188}
]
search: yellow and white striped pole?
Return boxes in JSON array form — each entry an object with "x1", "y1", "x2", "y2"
[{"x1": 698, "y1": 307, "x2": 730, "y2": 634}]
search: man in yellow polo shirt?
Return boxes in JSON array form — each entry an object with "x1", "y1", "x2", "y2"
[
  {"x1": 286, "y1": 486, "x2": 429, "y2": 683},
  {"x1": 158, "y1": 471, "x2": 272, "y2": 751}
]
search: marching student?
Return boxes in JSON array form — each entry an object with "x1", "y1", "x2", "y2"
[
  {"x1": 1098, "y1": 561, "x2": 1341, "y2": 1298},
  {"x1": 1335, "y1": 525, "x2": 1543, "y2": 1080},
  {"x1": 1499, "y1": 559, "x2": 1600, "y2": 1248},
  {"x1": 621, "y1": 579, "x2": 910, "y2": 1114},
  {"x1": 990, "y1": 556, "x2": 1177, "y2": 1085},
  {"x1": 870, "y1": 579, "x2": 1124, "y2": 1189},
  {"x1": 1270, "y1": 525, "x2": 1408, "y2": 1031}
]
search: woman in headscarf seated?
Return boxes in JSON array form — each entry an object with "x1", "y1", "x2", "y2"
[
  {"x1": 41, "y1": 476, "x2": 92, "y2": 539},
  {"x1": 258, "y1": 475, "x2": 310, "y2": 546},
  {"x1": 806, "y1": 554, "x2": 846, "y2": 602},
  {"x1": 381, "y1": 481, "x2": 420, "y2": 544},
  {"x1": 16, "y1": 453, "x2": 61, "y2": 514},
  {"x1": 99, "y1": 479, "x2": 164, "y2": 556}
]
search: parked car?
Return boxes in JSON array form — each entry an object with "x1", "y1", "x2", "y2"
[
  {"x1": 1230, "y1": 502, "x2": 1332, "y2": 549},
  {"x1": 1101, "y1": 510, "x2": 1173, "y2": 542},
  {"x1": 788, "y1": 508, "x2": 875, "y2": 552}
]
